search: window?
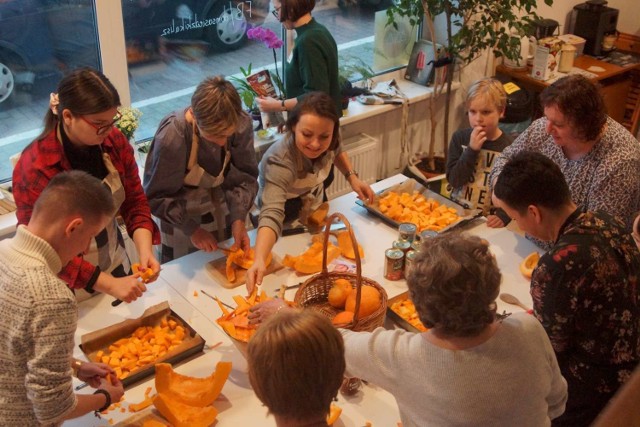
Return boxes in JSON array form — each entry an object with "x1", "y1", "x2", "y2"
[
  {"x1": 0, "y1": 0, "x2": 408, "y2": 182},
  {"x1": 0, "y1": 0, "x2": 101, "y2": 182}
]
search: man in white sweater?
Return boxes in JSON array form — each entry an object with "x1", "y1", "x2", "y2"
[{"x1": 0, "y1": 170, "x2": 124, "y2": 426}]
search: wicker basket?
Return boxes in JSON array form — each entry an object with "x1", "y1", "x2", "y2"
[{"x1": 294, "y1": 213, "x2": 387, "y2": 332}]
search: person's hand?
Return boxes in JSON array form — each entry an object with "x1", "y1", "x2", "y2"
[
  {"x1": 77, "y1": 362, "x2": 115, "y2": 388},
  {"x1": 469, "y1": 126, "x2": 488, "y2": 151},
  {"x1": 248, "y1": 299, "x2": 289, "y2": 325},
  {"x1": 348, "y1": 176, "x2": 375, "y2": 205},
  {"x1": 98, "y1": 376, "x2": 125, "y2": 405},
  {"x1": 190, "y1": 227, "x2": 218, "y2": 252},
  {"x1": 137, "y1": 252, "x2": 161, "y2": 284},
  {"x1": 246, "y1": 257, "x2": 267, "y2": 295},
  {"x1": 106, "y1": 274, "x2": 146, "y2": 302},
  {"x1": 230, "y1": 220, "x2": 250, "y2": 253},
  {"x1": 256, "y1": 96, "x2": 279, "y2": 113},
  {"x1": 485, "y1": 214, "x2": 506, "y2": 228}
]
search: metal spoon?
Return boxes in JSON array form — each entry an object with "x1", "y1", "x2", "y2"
[{"x1": 499, "y1": 293, "x2": 532, "y2": 311}]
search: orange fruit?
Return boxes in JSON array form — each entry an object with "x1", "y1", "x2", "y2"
[
  {"x1": 328, "y1": 286, "x2": 350, "y2": 309},
  {"x1": 328, "y1": 279, "x2": 352, "y2": 309},
  {"x1": 519, "y1": 252, "x2": 540, "y2": 279},
  {"x1": 345, "y1": 286, "x2": 381, "y2": 318},
  {"x1": 332, "y1": 311, "x2": 355, "y2": 326}
]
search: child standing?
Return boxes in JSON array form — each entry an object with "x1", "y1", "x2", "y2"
[{"x1": 445, "y1": 78, "x2": 512, "y2": 227}]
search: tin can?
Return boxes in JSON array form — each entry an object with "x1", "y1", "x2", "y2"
[
  {"x1": 398, "y1": 222, "x2": 417, "y2": 242},
  {"x1": 384, "y1": 248, "x2": 404, "y2": 281},
  {"x1": 392, "y1": 239, "x2": 411, "y2": 254},
  {"x1": 404, "y1": 249, "x2": 417, "y2": 276},
  {"x1": 420, "y1": 230, "x2": 438, "y2": 241},
  {"x1": 410, "y1": 239, "x2": 422, "y2": 253}
]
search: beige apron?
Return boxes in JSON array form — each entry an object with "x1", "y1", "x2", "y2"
[
  {"x1": 158, "y1": 121, "x2": 231, "y2": 263},
  {"x1": 76, "y1": 152, "x2": 129, "y2": 301},
  {"x1": 284, "y1": 151, "x2": 334, "y2": 222}
]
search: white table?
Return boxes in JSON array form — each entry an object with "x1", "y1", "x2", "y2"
[{"x1": 64, "y1": 174, "x2": 538, "y2": 426}]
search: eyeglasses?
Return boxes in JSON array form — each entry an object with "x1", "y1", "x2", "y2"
[
  {"x1": 271, "y1": 6, "x2": 281, "y2": 19},
  {"x1": 79, "y1": 112, "x2": 122, "y2": 135}
]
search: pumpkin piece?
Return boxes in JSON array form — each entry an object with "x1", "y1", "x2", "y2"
[
  {"x1": 128, "y1": 395, "x2": 155, "y2": 412},
  {"x1": 153, "y1": 393, "x2": 218, "y2": 427},
  {"x1": 326, "y1": 403, "x2": 342, "y2": 425},
  {"x1": 132, "y1": 263, "x2": 154, "y2": 283},
  {"x1": 142, "y1": 420, "x2": 168, "y2": 427},
  {"x1": 345, "y1": 286, "x2": 382, "y2": 318},
  {"x1": 227, "y1": 247, "x2": 273, "y2": 270},
  {"x1": 336, "y1": 230, "x2": 365, "y2": 260},
  {"x1": 155, "y1": 361, "x2": 232, "y2": 407},
  {"x1": 519, "y1": 252, "x2": 540, "y2": 279},
  {"x1": 308, "y1": 202, "x2": 329, "y2": 227},
  {"x1": 216, "y1": 289, "x2": 273, "y2": 343},
  {"x1": 285, "y1": 241, "x2": 341, "y2": 274},
  {"x1": 225, "y1": 255, "x2": 237, "y2": 283}
]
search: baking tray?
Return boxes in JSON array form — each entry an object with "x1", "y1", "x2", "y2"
[
  {"x1": 355, "y1": 178, "x2": 483, "y2": 233},
  {"x1": 80, "y1": 301, "x2": 205, "y2": 387},
  {"x1": 387, "y1": 291, "x2": 426, "y2": 333}
]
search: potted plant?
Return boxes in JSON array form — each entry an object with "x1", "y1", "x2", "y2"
[
  {"x1": 338, "y1": 55, "x2": 375, "y2": 111},
  {"x1": 386, "y1": 0, "x2": 552, "y2": 174},
  {"x1": 230, "y1": 63, "x2": 262, "y2": 126}
]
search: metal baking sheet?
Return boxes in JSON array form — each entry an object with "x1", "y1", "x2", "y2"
[
  {"x1": 80, "y1": 301, "x2": 205, "y2": 388},
  {"x1": 387, "y1": 291, "x2": 423, "y2": 333},
  {"x1": 355, "y1": 178, "x2": 482, "y2": 233}
]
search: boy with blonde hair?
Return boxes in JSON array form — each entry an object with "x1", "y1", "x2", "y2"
[{"x1": 445, "y1": 77, "x2": 512, "y2": 227}]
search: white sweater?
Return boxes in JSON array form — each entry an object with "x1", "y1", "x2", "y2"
[
  {"x1": 342, "y1": 313, "x2": 567, "y2": 427},
  {"x1": 0, "y1": 226, "x2": 77, "y2": 426}
]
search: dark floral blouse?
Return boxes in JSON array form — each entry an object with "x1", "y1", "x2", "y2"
[{"x1": 531, "y1": 208, "x2": 640, "y2": 397}]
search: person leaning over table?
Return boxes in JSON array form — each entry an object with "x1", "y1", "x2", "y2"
[
  {"x1": 489, "y1": 74, "x2": 640, "y2": 249},
  {"x1": 257, "y1": 0, "x2": 342, "y2": 118},
  {"x1": 445, "y1": 77, "x2": 512, "y2": 228},
  {"x1": 245, "y1": 92, "x2": 374, "y2": 292},
  {"x1": 143, "y1": 76, "x2": 258, "y2": 263},
  {"x1": 492, "y1": 151, "x2": 640, "y2": 427},
  {"x1": 12, "y1": 67, "x2": 160, "y2": 303},
  {"x1": 248, "y1": 232, "x2": 567, "y2": 427},
  {"x1": 247, "y1": 310, "x2": 345, "y2": 427},
  {"x1": 0, "y1": 171, "x2": 124, "y2": 426}
]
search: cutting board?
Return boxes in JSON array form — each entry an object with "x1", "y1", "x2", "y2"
[{"x1": 205, "y1": 254, "x2": 284, "y2": 289}]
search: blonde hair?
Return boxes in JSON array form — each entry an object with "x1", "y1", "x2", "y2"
[
  {"x1": 466, "y1": 77, "x2": 507, "y2": 112},
  {"x1": 247, "y1": 310, "x2": 345, "y2": 421},
  {"x1": 190, "y1": 76, "x2": 242, "y2": 136}
]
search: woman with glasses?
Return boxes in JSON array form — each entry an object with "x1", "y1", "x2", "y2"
[
  {"x1": 143, "y1": 76, "x2": 258, "y2": 263},
  {"x1": 12, "y1": 67, "x2": 161, "y2": 303},
  {"x1": 258, "y1": 0, "x2": 342, "y2": 117}
]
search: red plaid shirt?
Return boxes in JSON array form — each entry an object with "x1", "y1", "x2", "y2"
[{"x1": 12, "y1": 127, "x2": 160, "y2": 289}]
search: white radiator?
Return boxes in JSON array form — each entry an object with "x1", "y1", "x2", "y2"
[{"x1": 326, "y1": 133, "x2": 379, "y2": 200}]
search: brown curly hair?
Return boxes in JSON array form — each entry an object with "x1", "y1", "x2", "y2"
[
  {"x1": 539, "y1": 74, "x2": 607, "y2": 142},
  {"x1": 406, "y1": 232, "x2": 501, "y2": 337}
]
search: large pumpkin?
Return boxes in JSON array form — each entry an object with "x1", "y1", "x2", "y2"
[
  {"x1": 153, "y1": 393, "x2": 218, "y2": 427},
  {"x1": 154, "y1": 361, "x2": 231, "y2": 407}
]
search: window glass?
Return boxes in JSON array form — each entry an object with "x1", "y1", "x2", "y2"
[
  {"x1": 0, "y1": 0, "x2": 101, "y2": 182},
  {"x1": 122, "y1": 0, "x2": 391, "y2": 143}
]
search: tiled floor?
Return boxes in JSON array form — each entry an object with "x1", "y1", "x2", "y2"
[{"x1": 0, "y1": 4, "x2": 376, "y2": 181}]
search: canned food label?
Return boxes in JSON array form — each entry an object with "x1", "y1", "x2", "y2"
[
  {"x1": 398, "y1": 222, "x2": 417, "y2": 242},
  {"x1": 385, "y1": 248, "x2": 404, "y2": 281}
]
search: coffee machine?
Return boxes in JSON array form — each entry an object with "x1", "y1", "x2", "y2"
[{"x1": 571, "y1": 0, "x2": 618, "y2": 56}]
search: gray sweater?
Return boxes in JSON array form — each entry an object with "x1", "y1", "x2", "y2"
[
  {"x1": 143, "y1": 108, "x2": 259, "y2": 235},
  {"x1": 341, "y1": 313, "x2": 567, "y2": 427},
  {"x1": 0, "y1": 226, "x2": 77, "y2": 426}
]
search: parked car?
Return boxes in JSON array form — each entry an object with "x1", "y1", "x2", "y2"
[{"x1": 0, "y1": 0, "x2": 262, "y2": 103}]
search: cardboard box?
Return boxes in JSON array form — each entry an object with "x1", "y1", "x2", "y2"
[
  {"x1": 80, "y1": 302, "x2": 205, "y2": 387},
  {"x1": 558, "y1": 34, "x2": 586, "y2": 56},
  {"x1": 531, "y1": 37, "x2": 563, "y2": 81}
]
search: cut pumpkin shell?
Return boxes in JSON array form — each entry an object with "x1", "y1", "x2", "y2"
[{"x1": 519, "y1": 252, "x2": 540, "y2": 279}]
